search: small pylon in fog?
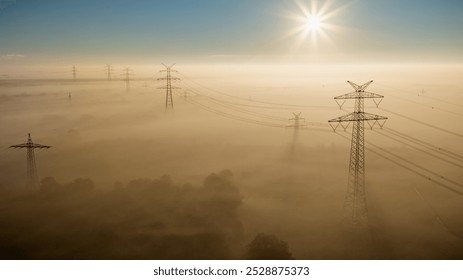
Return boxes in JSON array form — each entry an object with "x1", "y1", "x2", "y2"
[
  {"x1": 105, "y1": 64, "x2": 114, "y2": 81},
  {"x1": 180, "y1": 90, "x2": 190, "y2": 101},
  {"x1": 287, "y1": 112, "x2": 307, "y2": 129},
  {"x1": 10, "y1": 133, "x2": 51, "y2": 187},
  {"x1": 123, "y1": 67, "x2": 132, "y2": 91},
  {"x1": 71, "y1": 65, "x2": 77, "y2": 81},
  {"x1": 158, "y1": 63, "x2": 180, "y2": 111}
]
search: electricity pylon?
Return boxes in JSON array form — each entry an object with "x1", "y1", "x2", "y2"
[
  {"x1": 123, "y1": 67, "x2": 132, "y2": 91},
  {"x1": 288, "y1": 112, "x2": 307, "y2": 138},
  {"x1": 10, "y1": 133, "x2": 51, "y2": 187},
  {"x1": 288, "y1": 112, "x2": 307, "y2": 129},
  {"x1": 72, "y1": 65, "x2": 77, "y2": 81},
  {"x1": 328, "y1": 81, "x2": 387, "y2": 230},
  {"x1": 158, "y1": 63, "x2": 180, "y2": 111},
  {"x1": 287, "y1": 113, "x2": 307, "y2": 160},
  {"x1": 105, "y1": 64, "x2": 114, "y2": 81}
]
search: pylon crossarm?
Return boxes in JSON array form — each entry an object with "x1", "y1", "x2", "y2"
[
  {"x1": 328, "y1": 112, "x2": 356, "y2": 122},
  {"x1": 347, "y1": 81, "x2": 361, "y2": 91},
  {"x1": 157, "y1": 77, "x2": 180, "y2": 80},
  {"x1": 158, "y1": 86, "x2": 181, "y2": 89},
  {"x1": 363, "y1": 91, "x2": 384, "y2": 98},
  {"x1": 35, "y1": 145, "x2": 51, "y2": 149},
  {"x1": 359, "y1": 80, "x2": 374, "y2": 90},
  {"x1": 10, "y1": 144, "x2": 28, "y2": 148},
  {"x1": 334, "y1": 92, "x2": 358, "y2": 99},
  {"x1": 335, "y1": 91, "x2": 384, "y2": 100},
  {"x1": 348, "y1": 80, "x2": 373, "y2": 91},
  {"x1": 10, "y1": 144, "x2": 50, "y2": 149},
  {"x1": 329, "y1": 112, "x2": 387, "y2": 124},
  {"x1": 361, "y1": 112, "x2": 388, "y2": 121}
]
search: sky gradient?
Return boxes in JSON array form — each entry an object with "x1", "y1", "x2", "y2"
[{"x1": 0, "y1": 0, "x2": 462, "y2": 64}]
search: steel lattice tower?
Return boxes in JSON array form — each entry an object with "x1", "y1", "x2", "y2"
[
  {"x1": 288, "y1": 112, "x2": 307, "y2": 138},
  {"x1": 105, "y1": 64, "x2": 113, "y2": 81},
  {"x1": 158, "y1": 63, "x2": 180, "y2": 111},
  {"x1": 123, "y1": 67, "x2": 132, "y2": 91},
  {"x1": 328, "y1": 81, "x2": 387, "y2": 230},
  {"x1": 72, "y1": 65, "x2": 77, "y2": 81},
  {"x1": 287, "y1": 112, "x2": 307, "y2": 160},
  {"x1": 10, "y1": 133, "x2": 51, "y2": 187}
]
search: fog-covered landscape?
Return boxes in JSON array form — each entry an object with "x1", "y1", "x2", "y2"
[
  {"x1": 1, "y1": 0, "x2": 463, "y2": 261},
  {"x1": 1, "y1": 63, "x2": 463, "y2": 259}
]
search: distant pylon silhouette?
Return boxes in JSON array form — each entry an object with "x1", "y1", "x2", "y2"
[
  {"x1": 287, "y1": 112, "x2": 307, "y2": 160},
  {"x1": 328, "y1": 81, "x2": 387, "y2": 230},
  {"x1": 10, "y1": 133, "x2": 51, "y2": 187},
  {"x1": 71, "y1": 65, "x2": 77, "y2": 81},
  {"x1": 123, "y1": 67, "x2": 132, "y2": 91},
  {"x1": 288, "y1": 112, "x2": 307, "y2": 139},
  {"x1": 158, "y1": 63, "x2": 180, "y2": 111},
  {"x1": 105, "y1": 64, "x2": 113, "y2": 81}
]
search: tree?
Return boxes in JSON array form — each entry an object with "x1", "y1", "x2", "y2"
[{"x1": 246, "y1": 233, "x2": 294, "y2": 260}]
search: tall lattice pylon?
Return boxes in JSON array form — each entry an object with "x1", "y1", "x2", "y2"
[
  {"x1": 158, "y1": 63, "x2": 180, "y2": 111},
  {"x1": 10, "y1": 133, "x2": 51, "y2": 187},
  {"x1": 328, "y1": 81, "x2": 387, "y2": 230}
]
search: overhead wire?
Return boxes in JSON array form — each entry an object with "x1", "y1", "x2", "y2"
[
  {"x1": 185, "y1": 95, "x2": 332, "y2": 133},
  {"x1": 179, "y1": 73, "x2": 333, "y2": 109},
  {"x1": 375, "y1": 83, "x2": 463, "y2": 117},
  {"x1": 179, "y1": 78, "x2": 331, "y2": 130},
  {"x1": 181, "y1": 85, "x2": 289, "y2": 122},
  {"x1": 374, "y1": 130, "x2": 463, "y2": 169},
  {"x1": 380, "y1": 107, "x2": 463, "y2": 139},
  {"x1": 335, "y1": 131, "x2": 463, "y2": 238},
  {"x1": 366, "y1": 139, "x2": 463, "y2": 192},
  {"x1": 383, "y1": 127, "x2": 463, "y2": 161},
  {"x1": 335, "y1": 132, "x2": 463, "y2": 196},
  {"x1": 185, "y1": 98, "x2": 287, "y2": 128}
]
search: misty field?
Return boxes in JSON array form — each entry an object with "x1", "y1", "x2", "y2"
[{"x1": 0, "y1": 64, "x2": 462, "y2": 259}]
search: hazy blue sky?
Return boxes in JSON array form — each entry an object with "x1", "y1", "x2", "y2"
[{"x1": 0, "y1": 0, "x2": 462, "y2": 64}]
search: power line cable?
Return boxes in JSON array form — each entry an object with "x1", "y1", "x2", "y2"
[{"x1": 380, "y1": 108, "x2": 463, "y2": 139}]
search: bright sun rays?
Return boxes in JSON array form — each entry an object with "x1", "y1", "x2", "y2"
[
  {"x1": 306, "y1": 15, "x2": 322, "y2": 31},
  {"x1": 283, "y1": 0, "x2": 350, "y2": 53}
]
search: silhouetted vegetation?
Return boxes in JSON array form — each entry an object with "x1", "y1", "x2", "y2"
[
  {"x1": 0, "y1": 171, "x2": 242, "y2": 259},
  {"x1": 246, "y1": 233, "x2": 294, "y2": 260}
]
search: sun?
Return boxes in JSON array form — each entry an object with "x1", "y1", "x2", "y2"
[
  {"x1": 306, "y1": 15, "x2": 322, "y2": 31},
  {"x1": 281, "y1": 0, "x2": 350, "y2": 52}
]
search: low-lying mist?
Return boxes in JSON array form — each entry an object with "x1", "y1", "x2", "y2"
[{"x1": 1, "y1": 64, "x2": 463, "y2": 259}]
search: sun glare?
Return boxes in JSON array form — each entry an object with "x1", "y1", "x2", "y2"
[
  {"x1": 282, "y1": 0, "x2": 350, "y2": 52},
  {"x1": 306, "y1": 15, "x2": 321, "y2": 31}
]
